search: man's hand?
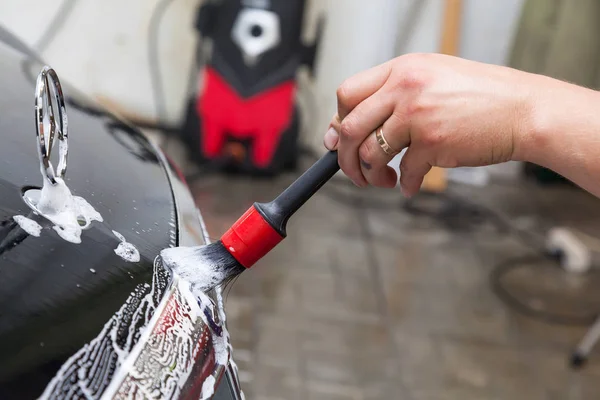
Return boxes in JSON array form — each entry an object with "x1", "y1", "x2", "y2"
[{"x1": 324, "y1": 53, "x2": 539, "y2": 196}]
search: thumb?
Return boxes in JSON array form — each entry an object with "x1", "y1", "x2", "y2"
[{"x1": 324, "y1": 114, "x2": 342, "y2": 150}]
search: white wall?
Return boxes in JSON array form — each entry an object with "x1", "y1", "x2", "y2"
[
  {"x1": 1, "y1": 0, "x2": 200, "y2": 125},
  {"x1": 304, "y1": 0, "x2": 525, "y2": 179},
  {"x1": 308, "y1": 0, "x2": 525, "y2": 142},
  {"x1": 0, "y1": 0, "x2": 525, "y2": 174}
]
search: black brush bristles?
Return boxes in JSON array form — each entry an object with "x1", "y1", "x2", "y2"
[
  {"x1": 207, "y1": 240, "x2": 246, "y2": 291},
  {"x1": 159, "y1": 240, "x2": 245, "y2": 294}
]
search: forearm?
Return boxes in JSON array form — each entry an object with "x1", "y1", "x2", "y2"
[{"x1": 516, "y1": 73, "x2": 600, "y2": 197}]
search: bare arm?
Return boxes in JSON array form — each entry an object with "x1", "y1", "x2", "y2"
[
  {"x1": 517, "y1": 73, "x2": 600, "y2": 198},
  {"x1": 323, "y1": 53, "x2": 600, "y2": 198}
]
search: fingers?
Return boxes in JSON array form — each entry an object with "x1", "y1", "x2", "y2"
[
  {"x1": 338, "y1": 91, "x2": 395, "y2": 186},
  {"x1": 357, "y1": 130, "x2": 398, "y2": 188},
  {"x1": 325, "y1": 60, "x2": 397, "y2": 186},
  {"x1": 399, "y1": 147, "x2": 432, "y2": 197},
  {"x1": 336, "y1": 61, "x2": 392, "y2": 119},
  {"x1": 357, "y1": 112, "x2": 412, "y2": 187},
  {"x1": 324, "y1": 114, "x2": 341, "y2": 150}
]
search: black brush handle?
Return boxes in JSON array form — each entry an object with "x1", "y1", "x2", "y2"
[{"x1": 254, "y1": 150, "x2": 340, "y2": 237}]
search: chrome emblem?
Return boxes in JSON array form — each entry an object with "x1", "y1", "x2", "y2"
[{"x1": 34, "y1": 66, "x2": 68, "y2": 186}]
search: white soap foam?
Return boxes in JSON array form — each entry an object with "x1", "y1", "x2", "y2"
[
  {"x1": 195, "y1": 289, "x2": 230, "y2": 366},
  {"x1": 40, "y1": 266, "x2": 164, "y2": 399},
  {"x1": 112, "y1": 230, "x2": 140, "y2": 263},
  {"x1": 171, "y1": 259, "x2": 232, "y2": 373},
  {"x1": 40, "y1": 191, "x2": 233, "y2": 399},
  {"x1": 102, "y1": 269, "x2": 220, "y2": 399},
  {"x1": 159, "y1": 246, "x2": 228, "y2": 294},
  {"x1": 35, "y1": 176, "x2": 103, "y2": 244},
  {"x1": 158, "y1": 218, "x2": 240, "y2": 396},
  {"x1": 112, "y1": 231, "x2": 125, "y2": 242},
  {"x1": 199, "y1": 375, "x2": 215, "y2": 400},
  {"x1": 13, "y1": 215, "x2": 42, "y2": 237},
  {"x1": 213, "y1": 326, "x2": 230, "y2": 366},
  {"x1": 193, "y1": 209, "x2": 245, "y2": 395}
]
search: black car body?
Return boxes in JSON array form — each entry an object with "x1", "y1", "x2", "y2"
[{"x1": 0, "y1": 25, "x2": 242, "y2": 399}]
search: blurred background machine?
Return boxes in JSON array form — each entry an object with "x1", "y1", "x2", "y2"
[{"x1": 180, "y1": 0, "x2": 323, "y2": 176}]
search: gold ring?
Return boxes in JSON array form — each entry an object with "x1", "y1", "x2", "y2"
[{"x1": 375, "y1": 127, "x2": 397, "y2": 156}]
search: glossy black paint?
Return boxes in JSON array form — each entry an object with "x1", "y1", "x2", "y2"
[{"x1": 0, "y1": 26, "x2": 237, "y2": 399}]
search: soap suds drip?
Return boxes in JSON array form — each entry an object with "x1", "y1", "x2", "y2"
[
  {"x1": 42, "y1": 218, "x2": 233, "y2": 398},
  {"x1": 195, "y1": 210, "x2": 245, "y2": 397},
  {"x1": 158, "y1": 246, "x2": 232, "y2": 388},
  {"x1": 42, "y1": 259, "x2": 229, "y2": 400},
  {"x1": 108, "y1": 265, "x2": 221, "y2": 399},
  {"x1": 199, "y1": 376, "x2": 216, "y2": 400},
  {"x1": 214, "y1": 283, "x2": 246, "y2": 400},
  {"x1": 25, "y1": 156, "x2": 141, "y2": 264},
  {"x1": 158, "y1": 247, "x2": 232, "y2": 366},
  {"x1": 34, "y1": 176, "x2": 103, "y2": 244},
  {"x1": 40, "y1": 264, "x2": 169, "y2": 399},
  {"x1": 195, "y1": 289, "x2": 230, "y2": 366},
  {"x1": 112, "y1": 230, "x2": 140, "y2": 263},
  {"x1": 13, "y1": 215, "x2": 42, "y2": 237},
  {"x1": 163, "y1": 208, "x2": 241, "y2": 397}
]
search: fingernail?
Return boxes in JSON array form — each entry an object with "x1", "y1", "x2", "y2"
[
  {"x1": 353, "y1": 178, "x2": 368, "y2": 188},
  {"x1": 324, "y1": 127, "x2": 339, "y2": 150}
]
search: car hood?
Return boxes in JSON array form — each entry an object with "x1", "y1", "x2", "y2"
[{"x1": 0, "y1": 25, "x2": 241, "y2": 400}]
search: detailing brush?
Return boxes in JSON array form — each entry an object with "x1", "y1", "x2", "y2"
[{"x1": 159, "y1": 150, "x2": 340, "y2": 293}]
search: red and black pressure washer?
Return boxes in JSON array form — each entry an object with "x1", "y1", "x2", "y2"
[{"x1": 181, "y1": 0, "x2": 323, "y2": 176}]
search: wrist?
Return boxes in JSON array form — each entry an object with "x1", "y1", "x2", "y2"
[
  {"x1": 517, "y1": 74, "x2": 600, "y2": 172},
  {"x1": 509, "y1": 73, "x2": 552, "y2": 164},
  {"x1": 511, "y1": 74, "x2": 581, "y2": 165}
]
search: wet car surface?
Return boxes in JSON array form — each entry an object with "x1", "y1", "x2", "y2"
[{"x1": 0, "y1": 25, "x2": 241, "y2": 399}]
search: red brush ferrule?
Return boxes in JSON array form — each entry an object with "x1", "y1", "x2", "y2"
[{"x1": 220, "y1": 206, "x2": 284, "y2": 268}]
